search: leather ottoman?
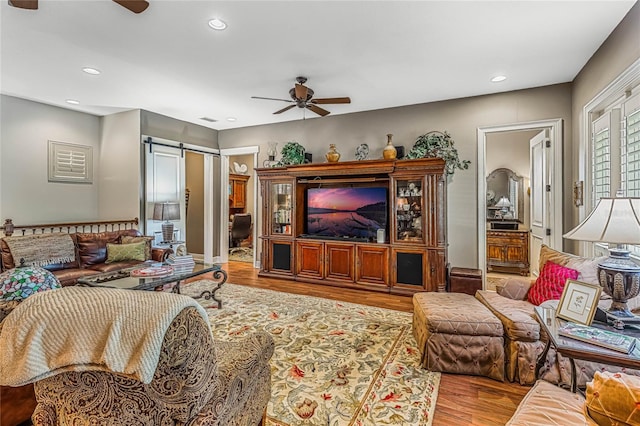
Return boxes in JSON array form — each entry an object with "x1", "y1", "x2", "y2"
[
  {"x1": 412, "y1": 292, "x2": 505, "y2": 381},
  {"x1": 448, "y1": 267, "x2": 483, "y2": 295}
]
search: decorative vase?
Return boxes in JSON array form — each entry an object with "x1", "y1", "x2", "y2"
[
  {"x1": 267, "y1": 142, "x2": 278, "y2": 161},
  {"x1": 383, "y1": 134, "x2": 397, "y2": 160},
  {"x1": 325, "y1": 144, "x2": 340, "y2": 162}
]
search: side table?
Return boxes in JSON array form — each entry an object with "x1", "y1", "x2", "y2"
[{"x1": 534, "y1": 306, "x2": 640, "y2": 392}]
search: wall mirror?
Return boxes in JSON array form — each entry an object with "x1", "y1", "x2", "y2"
[{"x1": 486, "y1": 168, "x2": 524, "y2": 227}]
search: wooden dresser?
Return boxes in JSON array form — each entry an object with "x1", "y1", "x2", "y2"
[
  {"x1": 486, "y1": 229, "x2": 529, "y2": 275},
  {"x1": 229, "y1": 173, "x2": 250, "y2": 214}
]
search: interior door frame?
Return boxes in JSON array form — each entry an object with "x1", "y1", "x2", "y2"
[
  {"x1": 141, "y1": 135, "x2": 220, "y2": 262},
  {"x1": 219, "y1": 145, "x2": 260, "y2": 267},
  {"x1": 477, "y1": 119, "x2": 563, "y2": 280}
]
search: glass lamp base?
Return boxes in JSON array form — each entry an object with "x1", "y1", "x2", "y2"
[{"x1": 161, "y1": 222, "x2": 174, "y2": 243}]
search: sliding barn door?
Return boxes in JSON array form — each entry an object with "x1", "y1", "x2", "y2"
[{"x1": 145, "y1": 142, "x2": 185, "y2": 244}]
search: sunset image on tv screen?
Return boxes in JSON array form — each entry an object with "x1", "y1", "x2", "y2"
[{"x1": 306, "y1": 187, "x2": 387, "y2": 239}]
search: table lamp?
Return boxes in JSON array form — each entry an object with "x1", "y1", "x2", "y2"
[
  {"x1": 495, "y1": 196, "x2": 512, "y2": 218},
  {"x1": 153, "y1": 202, "x2": 180, "y2": 243},
  {"x1": 563, "y1": 197, "x2": 640, "y2": 319}
]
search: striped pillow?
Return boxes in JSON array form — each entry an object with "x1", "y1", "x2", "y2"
[{"x1": 527, "y1": 261, "x2": 579, "y2": 306}]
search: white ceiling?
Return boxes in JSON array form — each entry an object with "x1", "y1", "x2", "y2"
[{"x1": 1, "y1": 0, "x2": 636, "y2": 131}]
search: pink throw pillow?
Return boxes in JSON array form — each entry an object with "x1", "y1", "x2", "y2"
[{"x1": 527, "y1": 261, "x2": 579, "y2": 306}]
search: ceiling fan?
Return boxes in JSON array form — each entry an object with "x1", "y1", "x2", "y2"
[
  {"x1": 251, "y1": 76, "x2": 351, "y2": 117},
  {"x1": 8, "y1": 0, "x2": 149, "y2": 14}
]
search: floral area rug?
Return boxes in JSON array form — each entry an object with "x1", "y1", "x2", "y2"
[{"x1": 182, "y1": 281, "x2": 440, "y2": 426}]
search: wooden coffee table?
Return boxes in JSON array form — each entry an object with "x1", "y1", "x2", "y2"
[
  {"x1": 535, "y1": 306, "x2": 640, "y2": 392},
  {"x1": 78, "y1": 262, "x2": 227, "y2": 308}
]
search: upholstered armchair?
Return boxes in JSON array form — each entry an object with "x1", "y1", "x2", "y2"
[
  {"x1": 0, "y1": 288, "x2": 274, "y2": 426},
  {"x1": 477, "y1": 244, "x2": 640, "y2": 387}
]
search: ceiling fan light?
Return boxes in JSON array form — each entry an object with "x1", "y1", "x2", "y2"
[
  {"x1": 82, "y1": 67, "x2": 101, "y2": 75},
  {"x1": 208, "y1": 18, "x2": 227, "y2": 30},
  {"x1": 491, "y1": 75, "x2": 507, "y2": 83}
]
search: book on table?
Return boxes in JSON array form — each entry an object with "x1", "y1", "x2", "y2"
[
  {"x1": 558, "y1": 322, "x2": 637, "y2": 354},
  {"x1": 166, "y1": 254, "x2": 195, "y2": 273}
]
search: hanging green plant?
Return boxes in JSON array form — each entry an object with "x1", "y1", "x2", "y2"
[
  {"x1": 276, "y1": 141, "x2": 306, "y2": 166},
  {"x1": 405, "y1": 131, "x2": 470, "y2": 176}
]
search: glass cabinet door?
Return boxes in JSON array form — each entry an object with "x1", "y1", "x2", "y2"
[
  {"x1": 269, "y1": 182, "x2": 293, "y2": 236},
  {"x1": 394, "y1": 178, "x2": 424, "y2": 243}
]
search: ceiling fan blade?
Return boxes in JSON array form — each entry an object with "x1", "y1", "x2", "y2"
[
  {"x1": 307, "y1": 104, "x2": 330, "y2": 117},
  {"x1": 112, "y1": 0, "x2": 149, "y2": 14},
  {"x1": 311, "y1": 97, "x2": 351, "y2": 105},
  {"x1": 274, "y1": 105, "x2": 296, "y2": 115},
  {"x1": 8, "y1": 0, "x2": 38, "y2": 10},
  {"x1": 295, "y1": 83, "x2": 308, "y2": 100},
  {"x1": 251, "y1": 96, "x2": 294, "y2": 103}
]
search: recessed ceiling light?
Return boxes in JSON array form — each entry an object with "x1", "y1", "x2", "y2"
[
  {"x1": 491, "y1": 75, "x2": 507, "y2": 83},
  {"x1": 66, "y1": 99, "x2": 80, "y2": 105},
  {"x1": 82, "y1": 67, "x2": 101, "y2": 75},
  {"x1": 226, "y1": 117, "x2": 237, "y2": 122},
  {"x1": 208, "y1": 18, "x2": 227, "y2": 30}
]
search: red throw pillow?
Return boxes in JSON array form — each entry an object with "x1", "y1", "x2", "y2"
[{"x1": 527, "y1": 260, "x2": 579, "y2": 305}]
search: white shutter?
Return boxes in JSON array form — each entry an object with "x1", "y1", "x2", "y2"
[
  {"x1": 48, "y1": 140, "x2": 93, "y2": 183},
  {"x1": 592, "y1": 113, "x2": 612, "y2": 202},
  {"x1": 623, "y1": 93, "x2": 640, "y2": 196}
]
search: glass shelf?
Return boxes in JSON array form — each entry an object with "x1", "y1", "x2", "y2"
[
  {"x1": 394, "y1": 179, "x2": 423, "y2": 242},
  {"x1": 270, "y1": 182, "x2": 292, "y2": 235}
]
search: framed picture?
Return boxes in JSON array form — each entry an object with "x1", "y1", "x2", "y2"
[{"x1": 556, "y1": 279, "x2": 602, "y2": 325}]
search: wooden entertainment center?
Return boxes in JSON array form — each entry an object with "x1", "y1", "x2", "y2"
[{"x1": 256, "y1": 158, "x2": 447, "y2": 295}]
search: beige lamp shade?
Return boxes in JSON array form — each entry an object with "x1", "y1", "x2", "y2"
[
  {"x1": 563, "y1": 197, "x2": 640, "y2": 244},
  {"x1": 153, "y1": 202, "x2": 180, "y2": 222}
]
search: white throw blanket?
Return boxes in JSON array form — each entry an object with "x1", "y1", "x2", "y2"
[{"x1": 0, "y1": 286, "x2": 209, "y2": 386}]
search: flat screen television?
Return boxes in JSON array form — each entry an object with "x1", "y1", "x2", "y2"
[{"x1": 306, "y1": 186, "x2": 387, "y2": 240}]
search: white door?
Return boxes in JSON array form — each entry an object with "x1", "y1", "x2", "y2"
[
  {"x1": 529, "y1": 129, "x2": 550, "y2": 275},
  {"x1": 145, "y1": 142, "x2": 185, "y2": 245}
]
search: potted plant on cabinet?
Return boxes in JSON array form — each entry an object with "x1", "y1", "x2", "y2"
[
  {"x1": 276, "y1": 141, "x2": 306, "y2": 166},
  {"x1": 405, "y1": 131, "x2": 470, "y2": 176}
]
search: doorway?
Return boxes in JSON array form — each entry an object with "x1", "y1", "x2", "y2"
[
  {"x1": 219, "y1": 146, "x2": 260, "y2": 267},
  {"x1": 142, "y1": 136, "x2": 220, "y2": 263},
  {"x1": 477, "y1": 119, "x2": 563, "y2": 287}
]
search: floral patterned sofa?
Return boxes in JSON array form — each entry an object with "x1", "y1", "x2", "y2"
[
  {"x1": 476, "y1": 245, "x2": 640, "y2": 386},
  {"x1": 0, "y1": 287, "x2": 274, "y2": 425}
]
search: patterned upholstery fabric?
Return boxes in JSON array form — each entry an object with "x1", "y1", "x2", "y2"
[
  {"x1": 412, "y1": 292, "x2": 505, "y2": 381},
  {"x1": 506, "y1": 379, "x2": 592, "y2": 425},
  {"x1": 496, "y1": 277, "x2": 532, "y2": 301},
  {"x1": 476, "y1": 289, "x2": 640, "y2": 386},
  {"x1": 31, "y1": 307, "x2": 274, "y2": 426},
  {"x1": 585, "y1": 371, "x2": 640, "y2": 425}
]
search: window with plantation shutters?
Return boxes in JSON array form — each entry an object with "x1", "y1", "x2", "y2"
[
  {"x1": 48, "y1": 140, "x2": 93, "y2": 183},
  {"x1": 623, "y1": 93, "x2": 640, "y2": 197},
  {"x1": 591, "y1": 112, "x2": 617, "y2": 203}
]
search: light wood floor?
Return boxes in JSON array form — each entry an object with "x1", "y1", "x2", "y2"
[{"x1": 196, "y1": 261, "x2": 530, "y2": 426}]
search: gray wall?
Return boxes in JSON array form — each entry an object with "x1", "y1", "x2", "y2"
[
  {"x1": 0, "y1": 95, "x2": 101, "y2": 223},
  {"x1": 141, "y1": 110, "x2": 218, "y2": 149},
  {"x1": 219, "y1": 84, "x2": 573, "y2": 268},
  {"x1": 186, "y1": 151, "x2": 205, "y2": 254},
  {"x1": 568, "y1": 1, "x2": 640, "y2": 252}
]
